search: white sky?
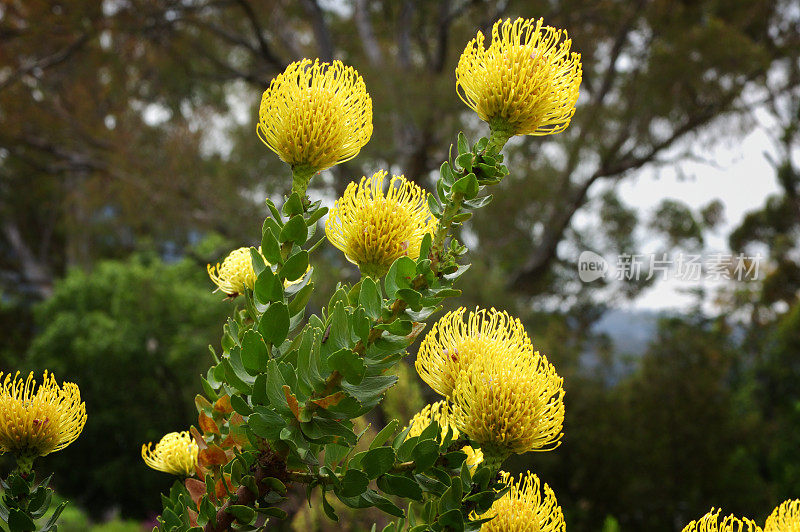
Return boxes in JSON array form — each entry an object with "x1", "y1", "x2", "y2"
[{"x1": 590, "y1": 107, "x2": 784, "y2": 312}]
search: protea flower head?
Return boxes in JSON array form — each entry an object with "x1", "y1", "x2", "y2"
[
  {"x1": 415, "y1": 307, "x2": 535, "y2": 399},
  {"x1": 477, "y1": 471, "x2": 565, "y2": 532},
  {"x1": 325, "y1": 170, "x2": 436, "y2": 278},
  {"x1": 450, "y1": 350, "x2": 564, "y2": 468},
  {"x1": 456, "y1": 17, "x2": 582, "y2": 150},
  {"x1": 682, "y1": 509, "x2": 763, "y2": 532},
  {"x1": 257, "y1": 59, "x2": 373, "y2": 194},
  {"x1": 207, "y1": 247, "x2": 260, "y2": 297},
  {"x1": 141, "y1": 431, "x2": 198, "y2": 476},
  {"x1": 766, "y1": 500, "x2": 800, "y2": 532},
  {"x1": 0, "y1": 371, "x2": 87, "y2": 471}
]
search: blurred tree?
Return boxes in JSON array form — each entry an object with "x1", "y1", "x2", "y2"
[
  {"x1": 522, "y1": 315, "x2": 768, "y2": 531},
  {"x1": 25, "y1": 252, "x2": 229, "y2": 518}
]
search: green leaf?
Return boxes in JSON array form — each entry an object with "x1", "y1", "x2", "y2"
[
  {"x1": 329, "y1": 349, "x2": 366, "y2": 384},
  {"x1": 230, "y1": 394, "x2": 253, "y2": 416},
  {"x1": 241, "y1": 330, "x2": 268, "y2": 374},
  {"x1": 288, "y1": 282, "x2": 315, "y2": 316},
  {"x1": 255, "y1": 267, "x2": 283, "y2": 304},
  {"x1": 261, "y1": 226, "x2": 282, "y2": 265},
  {"x1": 8, "y1": 508, "x2": 36, "y2": 531},
  {"x1": 280, "y1": 250, "x2": 309, "y2": 282},
  {"x1": 327, "y1": 300, "x2": 352, "y2": 350},
  {"x1": 259, "y1": 302, "x2": 290, "y2": 345},
  {"x1": 418, "y1": 233, "x2": 433, "y2": 261},
  {"x1": 377, "y1": 474, "x2": 423, "y2": 502},
  {"x1": 248, "y1": 407, "x2": 286, "y2": 440},
  {"x1": 40, "y1": 500, "x2": 68, "y2": 532},
  {"x1": 451, "y1": 173, "x2": 479, "y2": 200},
  {"x1": 375, "y1": 319, "x2": 413, "y2": 336},
  {"x1": 265, "y1": 360, "x2": 290, "y2": 414},
  {"x1": 370, "y1": 419, "x2": 399, "y2": 450},
  {"x1": 457, "y1": 132, "x2": 469, "y2": 155},
  {"x1": 362, "y1": 490, "x2": 405, "y2": 518},
  {"x1": 301, "y1": 417, "x2": 357, "y2": 446},
  {"x1": 358, "y1": 277, "x2": 382, "y2": 320},
  {"x1": 280, "y1": 215, "x2": 308, "y2": 244},
  {"x1": 341, "y1": 375, "x2": 398, "y2": 404},
  {"x1": 282, "y1": 193, "x2": 304, "y2": 216},
  {"x1": 322, "y1": 490, "x2": 339, "y2": 522},
  {"x1": 256, "y1": 506, "x2": 288, "y2": 519},
  {"x1": 339, "y1": 469, "x2": 370, "y2": 498},
  {"x1": 361, "y1": 447, "x2": 396, "y2": 479},
  {"x1": 440, "y1": 161, "x2": 455, "y2": 186},
  {"x1": 227, "y1": 504, "x2": 256, "y2": 524},
  {"x1": 223, "y1": 350, "x2": 254, "y2": 394},
  {"x1": 384, "y1": 256, "x2": 416, "y2": 299},
  {"x1": 437, "y1": 509, "x2": 464, "y2": 532},
  {"x1": 412, "y1": 439, "x2": 440, "y2": 472},
  {"x1": 427, "y1": 193, "x2": 443, "y2": 217},
  {"x1": 456, "y1": 152, "x2": 473, "y2": 172},
  {"x1": 250, "y1": 247, "x2": 267, "y2": 276},
  {"x1": 439, "y1": 478, "x2": 463, "y2": 513}
]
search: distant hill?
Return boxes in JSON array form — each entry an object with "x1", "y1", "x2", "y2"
[{"x1": 592, "y1": 308, "x2": 662, "y2": 356}]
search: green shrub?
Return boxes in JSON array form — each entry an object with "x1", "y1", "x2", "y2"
[{"x1": 27, "y1": 253, "x2": 229, "y2": 517}]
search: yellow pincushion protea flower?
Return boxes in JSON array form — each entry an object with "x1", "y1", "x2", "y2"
[
  {"x1": 257, "y1": 59, "x2": 373, "y2": 193},
  {"x1": 207, "y1": 247, "x2": 259, "y2": 296},
  {"x1": 325, "y1": 170, "x2": 437, "y2": 278},
  {"x1": 766, "y1": 500, "x2": 800, "y2": 532},
  {"x1": 682, "y1": 509, "x2": 762, "y2": 532},
  {"x1": 207, "y1": 247, "x2": 308, "y2": 297},
  {"x1": 406, "y1": 400, "x2": 483, "y2": 470},
  {"x1": 456, "y1": 17, "x2": 582, "y2": 148},
  {"x1": 477, "y1": 471, "x2": 565, "y2": 532},
  {"x1": 450, "y1": 351, "x2": 564, "y2": 468},
  {"x1": 0, "y1": 371, "x2": 87, "y2": 471},
  {"x1": 141, "y1": 431, "x2": 198, "y2": 476},
  {"x1": 415, "y1": 307, "x2": 535, "y2": 399}
]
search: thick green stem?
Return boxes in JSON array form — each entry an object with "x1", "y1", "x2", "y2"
[
  {"x1": 486, "y1": 117, "x2": 513, "y2": 155},
  {"x1": 291, "y1": 165, "x2": 317, "y2": 197},
  {"x1": 430, "y1": 191, "x2": 465, "y2": 272}
]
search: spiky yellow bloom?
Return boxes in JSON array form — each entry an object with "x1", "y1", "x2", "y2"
[
  {"x1": 141, "y1": 431, "x2": 198, "y2": 476},
  {"x1": 477, "y1": 471, "x2": 565, "y2": 532},
  {"x1": 456, "y1": 18, "x2": 582, "y2": 146},
  {"x1": 207, "y1": 247, "x2": 307, "y2": 296},
  {"x1": 0, "y1": 371, "x2": 86, "y2": 470},
  {"x1": 450, "y1": 351, "x2": 564, "y2": 467},
  {"x1": 766, "y1": 500, "x2": 800, "y2": 532},
  {"x1": 207, "y1": 247, "x2": 259, "y2": 296},
  {"x1": 682, "y1": 509, "x2": 763, "y2": 532},
  {"x1": 406, "y1": 400, "x2": 483, "y2": 470},
  {"x1": 325, "y1": 170, "x2": 437, "y2": 277},
  {"x1": 257, "y1": 59, "x2": 373, "y2": 191},
  {"x1": 415, "y1": 307, "x2": 534, "y2": 399}
]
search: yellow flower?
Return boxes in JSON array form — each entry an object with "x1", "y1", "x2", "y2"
[
  {"x1": 450, "y1": 350, "x2": 564, "y2": 467},
  {"x1": 207, "y1": 247, "x2": 259, "y2": 296},
  {"x1": 406, "y1": 400, "x2": 483, "y2": 470},
  {"x1": 766, "y1": 500, "x2": 800, "y2": 532},
  {"x1": 456, "y1": 17, "x2": 582, "y2": 145},
  {"x1": 682, "y1": 509, "x2": 763, "y2": 532},
  {"x1": 207, "y1": 247, "x2": 308, "y2": 297},
  {"x1": 415, "y1": 307, "x2": 535, "y2": 399},
  {"x1": 325, "y1": 170, "x2": 437, "y2": 277},
  {"x1": 141, "y1": 431, "x2": 199, "y2": 476},
  {"x1": 0, "y1": 371, "x2": 87, "y2": 470},
  {"x1": 257, "y1": 59, "x2": 373, "y2": 191},
  {"x1": 477, "y1": 471, "x2": 565, "y2": 532}
]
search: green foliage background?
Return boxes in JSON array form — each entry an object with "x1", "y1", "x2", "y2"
[
  {"x1": 25, "y1": 253, "x2": 229, "y2": 517},
  {"x1": 0, "y1": 0, "x2": 799, "y2": 529}
]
